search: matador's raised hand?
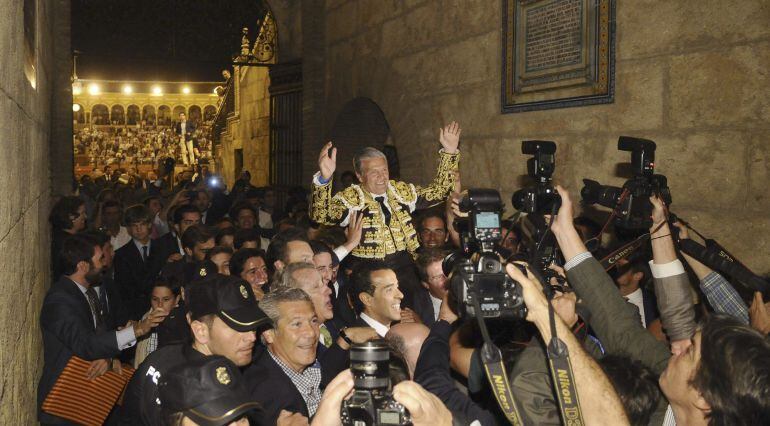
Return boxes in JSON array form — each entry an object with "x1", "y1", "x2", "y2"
[
  {"x1": 319, "y1": 141, "x2": 337, "y2": 181},
  {"x1": 439, "y1": 121, "x2": 461, "y2": 154}
]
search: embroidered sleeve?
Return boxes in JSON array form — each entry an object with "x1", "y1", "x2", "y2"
[
  {"x1": 414, "y1": 149, "x2": 460, "y2": 209},
  {"x1": 310, "y1": 175, "x2": 359, "y2": 226}
]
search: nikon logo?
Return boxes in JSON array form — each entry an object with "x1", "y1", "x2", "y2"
[
  {"x1": 557, "y1": 369, "x2": 573, "y2": 405},
  {"x1": 493, "y1": 375, "x2": 511, "y2": 410}
]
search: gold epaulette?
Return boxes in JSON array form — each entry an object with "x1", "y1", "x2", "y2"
[{"x1": 390, "y1": 180, "x2": 417, "y2": 204}]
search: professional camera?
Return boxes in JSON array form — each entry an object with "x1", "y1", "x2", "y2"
[
  {"x1": 444, "y1": 189, "x2": 527, "y2": 319},
  {"x1": 512, "y1": 140, "x2": 561, "y2": 215},
  {"x1": 341, "y1": 341, "x2": 410, "y2": 426},
  {"x1": 581, "y1": 136, "x2": 672, "y2": 229}
]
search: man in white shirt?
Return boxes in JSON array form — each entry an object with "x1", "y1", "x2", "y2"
[
  {"x1": 413, "y1": 248, "x2": 449, "y2": 326},
  {"x1": 350, "y1": 261, "x2": 404, "y2": 337}
]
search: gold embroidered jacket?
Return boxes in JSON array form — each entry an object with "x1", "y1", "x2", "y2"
[{"x1": 311, "y1": 150, "x2": 460, "y2": 259}]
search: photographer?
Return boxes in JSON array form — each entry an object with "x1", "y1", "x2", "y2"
[{"x1": 551, "y1": 186, "x2": 770, "y2": 425}]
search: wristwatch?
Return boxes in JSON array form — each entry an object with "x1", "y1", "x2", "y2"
[{"x1": 338, "y1": 327, "x2": 353, "y2": 346}]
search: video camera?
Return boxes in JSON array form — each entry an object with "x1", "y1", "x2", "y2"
[
  {"x1": 581, "y1": 136, "x2": 671, "y2": 229},
  {"x1": 512, "y1": 140, "x2": 561, "y2": 215},
  {"x1": 341, "y1": 340, "x2": 410, "y2": 426},
  {"x1": 443, "y1": 189, "x2": 527, "y2": 320}
]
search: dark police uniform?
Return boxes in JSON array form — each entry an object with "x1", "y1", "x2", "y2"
[{"x1": 120, "y1": 344, "x2": 205, "y2": 425}]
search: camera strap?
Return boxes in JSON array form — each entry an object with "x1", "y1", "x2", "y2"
[
  {"x1": 530, "y1": 265, "x2": 585, "y2": 426},
  {"x1": 470, "y1": 298, "x2": 525, "y2": 426},
  {"x1": 598, "y1": 233, "x2": 650, "y2": 271}
]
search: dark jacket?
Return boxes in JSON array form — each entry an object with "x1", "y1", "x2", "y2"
[
  {"x1": 414, "y1": 320, "x2": 497, "y2": 425},
  {"x1": 566, "y1": 256, "x2": 671, "y2": 425},
  {"x1": 244, "y1": 346, "x2": 310, "y2": 424},
  {"x1": 120, "y1": 344, "x2": 205, "y2": 426},
  {"x1": 152, "y1": 232, "x2": 182, "y2": 265},
  {"x1": 38, "y1": 277, "x2": 123, "y2": 424},
  {"x1": 411, "y1": 287, "x2": 437, "y2": 327},
  {"x1": 174, "y1": 121, "x2": 195, "y2": 141},
  {"x1": 113, "y1": 240, "x2": 164, "y2": 320}
]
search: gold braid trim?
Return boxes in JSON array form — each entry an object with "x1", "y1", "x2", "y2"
[{"x1": 415, "y1": 150, "x2": 460, "y2": 202}]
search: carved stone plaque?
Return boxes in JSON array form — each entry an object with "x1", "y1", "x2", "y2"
[{"x1": 502, "y1": 0, "x2": 615, "y2": 113}]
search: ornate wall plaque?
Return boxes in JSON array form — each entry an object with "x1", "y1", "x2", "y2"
[{"x1": 502, "y1": 0, "x2": 615, "y2": 113}]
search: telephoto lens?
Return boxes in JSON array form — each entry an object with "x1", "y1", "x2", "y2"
[{"x1": 349, "y1": 340, "x2": 391, "y2": 390}]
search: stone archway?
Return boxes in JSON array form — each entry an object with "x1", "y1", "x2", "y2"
[
  {"x1": 127, "y1": 104, "x2": 140, "y2": 125},
  {"x1": 188, "y1": 105, "x2": 202, "y2": 126},
  {"x1": 142, "y1": 105, "x2": 156, "y2": 125},
  {"x1": 328, "y1": 97, "x2": 395, "y2": 179},
  {"x1": 158, "y1": 105, "x2": 172, "y2": 126},
  {"x1": 91, "y1": 104, "x2": 109, "y2": 125},
  {"x1": 110, "y1": 104, "x2": 125, "y2": 125}
]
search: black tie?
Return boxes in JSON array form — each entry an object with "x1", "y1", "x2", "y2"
[
  {"x1": 142, "y1": 245, "x2": 149, "y2": 262},
  {"x1": 85, "y1": 287, "x2": 105, "y2": 331},
  {"x1": 375, "y1": 196, "x2": 391, "y2": 225}
]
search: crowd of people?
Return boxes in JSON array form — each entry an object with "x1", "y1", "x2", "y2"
[
  {"x1": 74, "y1": 118, "x2": 213, "y2": 169},
  {"x1": 42, "y1": 121, "x2": 769, "y2": 425}
]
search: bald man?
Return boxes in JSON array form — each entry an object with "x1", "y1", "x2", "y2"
[{"x1": 386, "y1": 323, "x2": 430, "y2": 378}]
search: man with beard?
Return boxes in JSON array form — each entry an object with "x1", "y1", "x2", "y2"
[
  {"x1": 38, "y1": 235, "x2": 167, "y2": 425},
  {"x1": 121, "y1": 275, "x2": 270, "y2": 425}
]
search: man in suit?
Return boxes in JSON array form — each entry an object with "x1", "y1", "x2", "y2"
[
  {"x1": 174, "y1": 112, "x2": 195, "y2": 165},
  {"x1": 246, "y1": 288, "x2": 324, "y2": 424},
  {"x1": 153, "y1": 204, "x2": 201, "y2": 265},
  {"x1": 412, "y1": 248, "x2": 449, "y2": 327},
  {"x1": 349, "y1": 261, "x2": 404, "y2": 337},
  {"x1": 39, "y1": 235, "x2": 165, "y2": 425},
  {"x1": 114, "y1": 205, "x2": 165, "y2": 320}
]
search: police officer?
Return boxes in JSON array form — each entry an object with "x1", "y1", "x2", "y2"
[
  {"x1": 158, "y1": 355, "x2": 260, "y2": 426},
  {"x1": 120, "y1": 274, "x2": 271, "y2": 425}
]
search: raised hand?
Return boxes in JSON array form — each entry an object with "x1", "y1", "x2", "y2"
[
  {"x1": 343, "y1": 212, "x2": 364, "y2": 251},
  {"x1": 649, "y1": 195, "x2": 668, "y2": 229},
  {"x1": 319, "y1": 141, "x2": 337, "y2": 181},
  {"x1": 438, "y1": 121, "x2": 461, "y2": 154}
]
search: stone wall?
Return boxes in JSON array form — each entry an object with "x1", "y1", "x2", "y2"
[
  {"x1": 219, "y1": 65, "x2": 272, "y2": 187},
  {"x1": 0, "y1": 0, "x2": 64, "y2": 422},
  {"x1": 304, "y1": 0, "x2": 770, "y2": 273}
]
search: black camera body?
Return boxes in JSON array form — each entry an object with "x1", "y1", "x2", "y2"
[
  {"x1": 581, "y1": 137, "x2": 672, "y2": 229},
  {"x1": 341, "y1": 341, "x2": 410, "y2": 426},
  {"x1": 445, "y1": 189, "x2": 527, "y2": 320},
  {"x1": 512, "y1": 141, "x2": 561, "y2": 215}
]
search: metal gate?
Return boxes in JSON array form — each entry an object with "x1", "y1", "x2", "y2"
[{"x1": 269, "y1": 60, "x2": 303, "y2": 209}]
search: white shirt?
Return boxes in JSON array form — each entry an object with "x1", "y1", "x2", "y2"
[
  {"x1": 624, "y1": 287, "x2": 647, "y2": 327},
  {"x1": 259, "y1": 209, "x2": 273, "y2": 229},
  {"x1": 71, "y1": 278, "x2": 136, "y2": 350},
  {"x1": 110, "y1": 226, "x2": 131, "y2": 251},
  {"x1": 429, "y1": 294, "x2": 443, "y2": 322},
  {"x1": 360, "y1": 312, "x2": 390, "y2": 338}
]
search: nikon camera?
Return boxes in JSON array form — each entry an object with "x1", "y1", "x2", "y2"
[
  {"x1": 443, "y1": 189, "x2": 527, "y2": 319},
  {"x1": 341, "y1": 341, "x2": 411, "y2": 426},
  {"x1": 581, "y1": 136, "x2": 672, "y2": 229}
]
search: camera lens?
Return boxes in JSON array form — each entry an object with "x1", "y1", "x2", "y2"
[{"x1": 349, "y1": 340, "x2": 390, "y2": 390}]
